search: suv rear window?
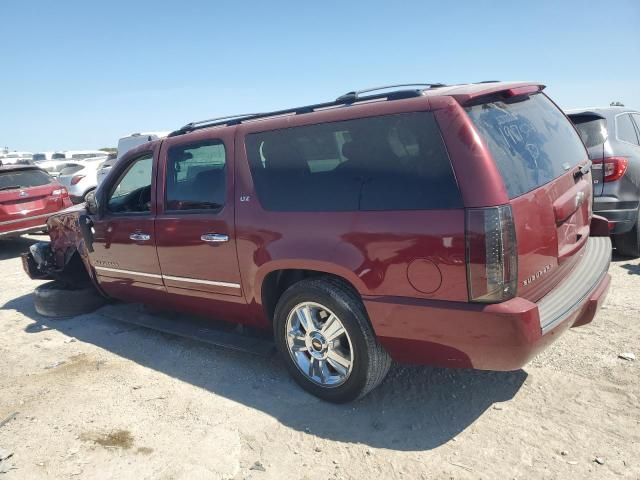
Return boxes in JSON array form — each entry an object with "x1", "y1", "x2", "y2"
[
  {"x1": 466, "y1": 94, "x2": 587, "y2": 198},
  {"x1": 245, "y1": 112, "x2": 462, "y2": 211},
  {"x1": 0, "y1": 169, "x2": 53, "y2": 190},
  {"x1": 568, "y1": 114, "x2": 608, "y2": 149}
]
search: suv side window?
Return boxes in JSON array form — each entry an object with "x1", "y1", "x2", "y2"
[
  {"x1": 245, "y1": 112, "x2": 461, "y2": 211},
  {"x1": 631, "y1": 114, "x2": 640, "y2": 144},
  {"x1": 616, "y1": 114, "x2": 640, "y2": 145},
  {"x1": 165, "y1": 140, "x2": 226, "y2": 211},
  {"x1": 107, "y1": 154, "x2": 153, "y2": 213}
]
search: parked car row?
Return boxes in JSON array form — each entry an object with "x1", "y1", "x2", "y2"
[{"x1": 21, "y1": 81, "x2": 621, "y2": 403}]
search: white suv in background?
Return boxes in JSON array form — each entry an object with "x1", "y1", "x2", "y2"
[{"x1": 96, "y1": 132, "x2": 168, "y2": 185}]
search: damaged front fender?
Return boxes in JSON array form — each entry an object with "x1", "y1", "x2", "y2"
[{"x1": 21, "y1": 205, "x2": 101, "y2": 290}]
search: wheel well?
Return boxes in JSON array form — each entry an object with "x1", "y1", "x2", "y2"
[
  {"x1": 54, "y1": 251, "x2": 93, "y2": 288},
  {"x1": 261, "y1": 269, "x2": 360, "y2": 323}
]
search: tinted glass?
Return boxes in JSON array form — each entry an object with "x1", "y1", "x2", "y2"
[
  {"x1": 466, "y1": 94, "x2": 587, "y2": 198},
  {"x1": 617, "y1": 114, "x2": 640, "y2": 145},
  {"x1": 107, "y1": 154, "x2": 153, "y2": 213},
  {"x1": 52, "y1": 153, "x2": 66, "y2": 160},
  {"x1": 0, "y1": 169, "x2": 53, "y2": 190},
  {"x1": 165, "y1": 141, "x2": 226, "y2": 210},
  {"x1": 32, "y1": 153, "x2": 47, "y2": 162},
  {"x1": 569, "y1": 115, "x2": 608, "y2": 149},
  {"x1": 245, "y1": 112, "x2": 461, "y2": 211}
]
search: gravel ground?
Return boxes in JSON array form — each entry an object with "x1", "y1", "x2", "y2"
[{"x1": 0, "y1": 234, "x2": 639, "y2": 479}]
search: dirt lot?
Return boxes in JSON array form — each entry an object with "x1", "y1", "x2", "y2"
[{"x1": 0, "y1": 235, "x2": 639, "y2": 479}]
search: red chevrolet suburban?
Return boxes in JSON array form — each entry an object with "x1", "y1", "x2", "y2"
[{"x1": 24, "y1": 82, "x2": 612, "y2": 402}]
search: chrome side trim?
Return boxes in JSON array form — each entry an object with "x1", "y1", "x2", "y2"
[
  {"x1": 163, "y1": 275, "x2": 241, "y2": 289},
  {"x1": 93, "y1": 266, "x2": 240, "y2": 289},
  {"x1": 0, "y1": 212, "x2": 52, "y2": 226},
  {"x1": 94, "y1": 266, "x2": 162, "y2": 279}
]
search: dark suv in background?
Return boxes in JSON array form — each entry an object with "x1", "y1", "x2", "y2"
[{"x1": 568, "y1": 108, "x2": 640, "y2": 256}]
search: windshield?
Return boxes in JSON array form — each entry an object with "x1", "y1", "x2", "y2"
[
  {"x1": 466, "y1": 93, "x2": 587, "y2": 198},
  {"x1": 0, "y1": 169, "x2": 53, "y2": 189},
  {"x1": 32, "y1": 154, "x2": 47, "y2": 162}
]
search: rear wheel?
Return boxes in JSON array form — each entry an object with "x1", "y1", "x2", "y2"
[
  {"x1": 273, "y1": 277, "x2": 391, "y2": 403},
  {"x1": 615, "y1": 209, "x2": 640, "y2": 258}
]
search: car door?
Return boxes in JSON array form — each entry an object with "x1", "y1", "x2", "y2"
[
  {"x1": 89, "y1": 147, "x2": 165, "y2": 302},
  {"x1": 154, "y1": 129, "x2": 243, "y2": 302}
]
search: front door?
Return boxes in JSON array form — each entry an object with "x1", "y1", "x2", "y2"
[
  {"x1": 89, "y1": 149, "x2": 165, "y2": 302},
  {"x1": 154, "y1": 132, "x2": 243, "y2": 301}
]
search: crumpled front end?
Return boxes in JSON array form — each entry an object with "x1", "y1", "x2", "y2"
[{"x1": 22, "y1": 206, "x2": 97, "y2": 289}]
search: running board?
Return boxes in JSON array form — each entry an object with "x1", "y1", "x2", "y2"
[{"x1": 99, "y1": 303, "x2": 276, "y2": 357}]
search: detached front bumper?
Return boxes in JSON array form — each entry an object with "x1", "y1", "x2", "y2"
[{"x1": 365, "y1": 236, "x2": 612, "y2": 370}]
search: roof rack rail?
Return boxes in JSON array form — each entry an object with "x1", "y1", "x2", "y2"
[
  {"x1": 171, "y1": 113, "x2": 264, "y2": 136},
  {"x1": 335, "y1": 83, "x2": 446, "y2": 103},
  {"x1": 475, "y1": 80, "x2": 501, "y2": 84},
  {"x1": 169, "y1": 83, "x2": 443, "y2": 137}
]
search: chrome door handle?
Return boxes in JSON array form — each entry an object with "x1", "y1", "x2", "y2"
[
  {"x1": 201, "y1": 233, "x2": 229, "y2": 243},
  {"x1": 129, "y1": 232, "x2": 151, "y2": 241}
]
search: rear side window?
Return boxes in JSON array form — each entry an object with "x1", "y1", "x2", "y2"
[
  {"x1": 245, "y1": 112, "x2": 461, "y2": 211},
  {"x1": 0, "y1": 169, "x2": 53, "y2": 190},
  {"x1": 466, "y1": 94, "x2": 587, "y2": 198},
  {"x1": 569, "y1": 115, "x2": 608, "y2": 149},
  {"x1": 616, "y1": 114, "x2": 640, "y2": 145},
  {"x1": 165, "y1": 141, "x2": 226, "y2": 211}
]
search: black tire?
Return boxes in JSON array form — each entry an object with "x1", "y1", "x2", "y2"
[
  {"x1": 273, "y1": 277, "x2": 391, "y2": 403},
  {"x1": 34, "y1": 281, "x2": 106, "y2": 318},
  {"x1": 615, "y1": 209, "x2": 640, "y2": 258}
]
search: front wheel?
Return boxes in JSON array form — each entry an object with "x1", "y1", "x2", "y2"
[{"x1": 273, "y1": 277, "x2": 391, "y2": 403}]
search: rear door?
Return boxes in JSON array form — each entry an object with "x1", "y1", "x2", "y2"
[
  {"x1": 0, "y1": 168, "x2": 66, "y2": 233},
  {"x1": 88, "y1": 148, "x2": 165, "y2": 302},
  {"x1": 465, "y1": 93, "x2": 593, "y2": 302},
  {"x1": 154, "y1": 129, "x2": 243, "y2": 299}
]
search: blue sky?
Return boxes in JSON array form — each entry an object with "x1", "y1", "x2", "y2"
[{"x1": 1, "y1": 0, "x2": 638, "y2": 152}]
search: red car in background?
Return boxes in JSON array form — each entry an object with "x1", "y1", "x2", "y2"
[{"x1": 0, "y1": 165, "x2": 72, "y2": 238}]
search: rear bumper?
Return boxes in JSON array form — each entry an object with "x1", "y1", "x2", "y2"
[
  {"x1": 593, "y1": 197, "x2": 639, "y2": 234},
  {"x1": 366, "y1": 236, "x2": 612, "y2": 370}
]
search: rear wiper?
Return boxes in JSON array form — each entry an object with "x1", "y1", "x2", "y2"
[{"x1": 0, "y1": 185, "x2": 22, "y2": 191}]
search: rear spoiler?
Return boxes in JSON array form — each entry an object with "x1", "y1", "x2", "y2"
[{"x1": 452, "y1": 83, "x2": 546, "y2": 106}]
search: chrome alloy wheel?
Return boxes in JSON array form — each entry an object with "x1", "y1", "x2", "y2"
[{"x1": 285, "y1": 302, "x2": 354, "y2": 387}]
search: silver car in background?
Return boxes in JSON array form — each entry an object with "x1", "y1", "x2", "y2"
[{"x1": 57, "y1": 155, "x2": 110, "y2": 203}]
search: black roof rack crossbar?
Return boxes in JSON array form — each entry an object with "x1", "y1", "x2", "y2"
[
  {"x1": 169, "y1": 84, "x2": 444, "y2": 136},
  {"x1": 335, "y1": 83, "x2": 446, "y2": 103}
]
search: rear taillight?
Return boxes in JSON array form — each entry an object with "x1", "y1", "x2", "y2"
[
  {"x1": 71, "y1": 175, "x2": 85, "y2": 185},
  {"x1": 466, "y1": 205, "x2": 518, "y2": 303},
  {"x1": 593, "y1": 156, "x2": 628, "y2": 182},
  {"x1": 52, "y1": 187, "x2": 68, "y2": 197}
]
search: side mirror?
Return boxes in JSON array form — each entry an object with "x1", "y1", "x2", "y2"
[{"x1": 85, "y1": 190, "x2": 99, "y2": 216}]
